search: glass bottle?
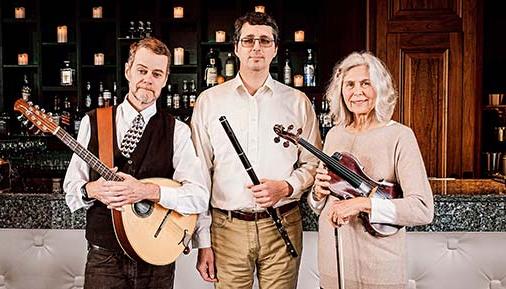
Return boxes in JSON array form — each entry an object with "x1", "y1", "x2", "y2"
[
  {"x1": 181, "y1": 80, "x2": 189, "y2": 108},
  {"x1": 205, "y1": 48, "x2": 218, "y2": 87},
  {"x1": 60, "y1": 60, "x2": 74, "y2": 86},
  {"x1": 112, "y1": 82, "x2": 118, "y2": 106},
  {"x1": 304, "y1": 49, "x2": 316, "y2": 87},
  {"x1": 225, "y1": 52, "x2": 236, "y2": 80},
  {"x1": 283, "y1": 49, "x2": 292, "y2": 85},
  {"x1": 166, "y1": 84, "x2": 173, "y2": 108},
  {"x1": 84, "y1": 81, "x2": 92, "y2": 110},
  {"x1": 21, "y1": 74, "x2": 31, "y2": 101},
  {"x1": 189, "y1": 80, "x2": 197, "y2": 108},
  {"x1": 97, "y1": 81, "x2": 104, "y2": 108}
]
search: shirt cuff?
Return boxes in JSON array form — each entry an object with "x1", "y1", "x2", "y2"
[
  {"x1": 192, "y1": 227, "x2": 211, "y2": 249},
  {"x1": 285, "y1": 176, "x2": 302, "y2": 198},
  {"x1": 307, "y1": 190, "x2": 326, "y2": 213},
  {"x1": 159, "y1": 186, "x2": 179, "y2": 211},
  {"x1": 370, "y1": 198, "x2": 397, "y2": 224}
]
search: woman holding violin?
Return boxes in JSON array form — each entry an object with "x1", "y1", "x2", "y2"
[{"x1": 308, "y1": 51, "x2": 434, "y2": 289}]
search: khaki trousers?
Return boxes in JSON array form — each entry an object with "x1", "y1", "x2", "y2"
[{"x1": 211, "y1": 206, "x2": 303, "y2": 289}]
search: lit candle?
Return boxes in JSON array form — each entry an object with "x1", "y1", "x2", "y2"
[
  {"x1": 173, "y1": 6, "x2": 184, "y2": 18},
  {"x1": 57, "y1": 25, "x2": 68, "y2": 43},
  {"x1": 294, "y1": 75, "x2": 303, "y2": 87},
  {"x1": 174, "y1": 47, "x2": 184, "y2": 65},
  {"x1": 94, "y1": 53, "x2": 104, "y2": 65},
  {"x1": 15, "y1": 7, "x2": 25, "y2": 19},
  {"x1": 294, "y1": 30, "x2": 305, "y2": 42},
  {"x1": 216, "y1": 30, "x2": 226, "y2": 43},
  {"x1": 255, "y1": 5, "x2": 265, "y2": 13},
  {"x1": 92, "y1": 6, "x2": 103, "y2": 18},
  {"x1": 18, "y1": 53, "x2": 29, "y2": 65}
]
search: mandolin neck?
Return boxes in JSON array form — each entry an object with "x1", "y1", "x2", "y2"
[{"x1": 55, "y1": 127, "x2": 121, "y2": 181}]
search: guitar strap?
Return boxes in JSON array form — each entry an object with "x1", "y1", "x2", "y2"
[{"x1": 96, "y1": 107, "x2": 114, "y2": 168}]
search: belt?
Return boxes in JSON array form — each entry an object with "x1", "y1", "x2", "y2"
[{"x1": 214, "y1": 201, "x2": 298, "y2": 221}]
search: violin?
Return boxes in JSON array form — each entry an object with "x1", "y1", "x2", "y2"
[{"x1": 273, "y1": 124, "x2": 403, "y2": 237}]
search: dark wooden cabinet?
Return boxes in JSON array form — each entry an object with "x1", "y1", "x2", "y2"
[{"x1": 368, "y1": 0, "x2": 482, "y2": 178}]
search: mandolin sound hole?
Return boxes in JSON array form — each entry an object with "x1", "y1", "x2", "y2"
[{"x1": 132, "y1": 200, "x2": 154, "y2": 218}]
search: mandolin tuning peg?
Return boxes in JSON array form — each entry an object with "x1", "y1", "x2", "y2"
[
  {"x1": 28, "y1": 101, "x2": 33, "y2": 106},
  {"x1": 283, "y1": 141, "x2": 289, "y2": 148},
  {"x1": 28, "y1": 124, "x2": 35, "y2": 130},
  {"x1": 40, "y1": 108, "x2": 46, "y2": 113},
  {"x1": 22, "y1": 120, "x2": 29, "y2": 126},
  {"x1": 17, "y1": 115, "x2": 25, "y2": 122},
  {"x1": 34, "y1": 105, "x2": 40, "y2": 110},
  {"x1": 274, "y1": 136, "x2": 280, "y2": 143},
  {"x1": 288, "y1": 124, "x2": 294, "y2": 131}
]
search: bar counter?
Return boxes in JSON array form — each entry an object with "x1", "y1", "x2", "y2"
[{"x1": 0, "y1": 179, "x2": 504, "y2": 231}]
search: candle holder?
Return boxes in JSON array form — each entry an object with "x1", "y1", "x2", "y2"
[
  {"x1": 255, "y1": 5, "x2": 265, "y2": 13},
  {"x1": 15, "y1": 7, "x2": 25, "y2": 19},
  {"x1": 294, "y1": 30, "x2": 305, "y2": 42},
  {"x1": 18, "y1": 53, "x2": 29, "y2": 65},
  {"x1": 173, "y1": 6, "x2": 184, "y2": 18},
  {"x1": 174, "y1": 47, "x2": 184, "y2": 65},
  {"x1": 216, "y1": 31, "x2": 226, "y2": 43},
  {"x1": 94, "y1": 53, "x2": 104, "y2": 65},
  {"x1": 294, "y1": 75, "x2": 303, "y2": 87},
  {"x1": 92, "y1": 6, "x2": 103, "y2": 18},
  {"x1": 57, "y1": 25, "x2": 68, "y2": 43}
]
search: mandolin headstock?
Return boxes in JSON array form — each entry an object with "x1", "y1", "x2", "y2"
[
  {"x1": 273, "y1": 124, "x2": 302, "y2": 148},
  {"x1": 13, "y1": 99, "x2": 59, "y2": 135}
]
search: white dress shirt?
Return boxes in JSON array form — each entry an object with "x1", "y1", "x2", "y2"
[
  {"x1": 63, "y1": 99, "x2": 209, "y2": 215},
  {"x1": 191, "y1": 74, "x2": 321, "y2": 247}
]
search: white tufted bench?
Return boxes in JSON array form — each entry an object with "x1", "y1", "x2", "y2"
[{"x1": 0, "y1": 230, "x2": 505, "y2": 289}]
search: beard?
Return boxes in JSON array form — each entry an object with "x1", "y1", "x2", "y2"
[{"x1": 132, "y1": 85, "x2": 156, "y2": 105}]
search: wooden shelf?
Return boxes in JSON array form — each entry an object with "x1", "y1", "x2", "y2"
[
  {"x1": 81, "y1": 64, "x2": 116, "y2": 69},
  {"x1": 483, "y1": 105, "x2": 506, "y2": 110},
  {"x1": 2, "y1": 19, "x2": 36, "y2": 24},
  {"x1": 41, "y1": 42, "x2": 77, "y2": 47},
  {"x1": 3, "y1": 64, "x2": 38, "y2": 69},
  {"x1": 41, "y1": 86, "x2": 78, "y2": 92}
]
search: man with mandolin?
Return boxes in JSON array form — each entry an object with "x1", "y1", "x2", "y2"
[
  {"x1": 308, "y1": 52, "x2": 434, "y2": 289},
  {"x1": 63, "y1": 37, "x2": 209, "y2": 289},
  {"x1": 191, "y1": 12, "x2": 321, "y2": 289}
]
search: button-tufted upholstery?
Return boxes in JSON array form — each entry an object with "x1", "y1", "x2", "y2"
[{"x1": 0, "y1": 230, "x2": 505, "y2": 289}]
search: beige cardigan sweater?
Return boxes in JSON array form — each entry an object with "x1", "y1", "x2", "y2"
[{"x1": 309, "y1": 121, "x2": 434, "y2": 289}]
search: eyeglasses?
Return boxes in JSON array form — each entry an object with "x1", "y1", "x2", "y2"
[{"x1": 239, "y1": 36, "x2": 275, "y2": 48}]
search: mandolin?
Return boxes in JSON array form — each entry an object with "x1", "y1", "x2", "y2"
[
  {"x1": 14, "y1": 99, "x2": 196, "y2": 265},
  {"x1": 273, "y1": 124, "x2": 403, "y2": 237}
]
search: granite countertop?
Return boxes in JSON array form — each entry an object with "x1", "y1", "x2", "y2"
[{"x1": 0, "y1": 179, "x2": 505, "y2": 231}]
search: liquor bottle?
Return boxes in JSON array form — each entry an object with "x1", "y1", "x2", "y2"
[
  {"x1": 189, "y1": 80, "x2": 197, "y2": 108},
  {"x1": 181, "y1": 80, "x2": 189, "y2": 108},
  {"x1": 84, "y1": 81, "x2": 93, "y2": 110},
  {"x1": 173, "y1": 93, "x2": 180, "y2": 109},
  {"x1": 138, "y1": 21, "x2": 145, "y2": 38},
  {"x1": 304, "y1": 49, "x2": 316, "y2": 87},
  {"x1": 60, "y1": 60, "x2": 75, "y2": 86},
  {"x1": 21, "y1": 74, "x2": 31, "y2": 101},
  {"x1": 283, "y1": 49, "x2": 292, "y2": 85},
  {"x1": 205, "y1": 48, "x2": 218, "y2": 87},
  {"x1": 112, "y1": 82, "x2": 119, "y2": 106},
  {"x1": 225, "y1": 53, "x2": 236, "y2": 80},
  {"x1": 103, "y1": 89, "x2": 111, "y2": 107},
  {"x1": 52, "y1": 95, "x2": 61, "y2": 126},
  {"x1": 128, "y1": 21, "x2": 136, "y2": 39},
  {"x1": 60, "y1": 96, "x2": 72, "y2": 133},
  {"x1": 74, "y1": 101, "x2": 84, "y2": 136},
  {"x1": 166, "y1": 84, "x2": 173, "y2": 108},
  {"x1": 145, "y1": 22, "x2": 152, "y2": 38},
  {"x1": 97, "y1": 81, "x2": 104, "y2": 108}
]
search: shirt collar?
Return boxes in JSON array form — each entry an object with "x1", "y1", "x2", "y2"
[
  {"x1": 232, "y1": 73, "x2": 275, "y2": 96},
  {"x1": 119, "y1": 96, "x2": 157, "y2": 125}
]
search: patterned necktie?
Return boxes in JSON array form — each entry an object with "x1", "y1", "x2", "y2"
[{"x1": 120, "y1": 113, "x2": 145, "y2": 158}]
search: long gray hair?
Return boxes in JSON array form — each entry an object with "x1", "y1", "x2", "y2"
[{"x1": 325, "y1": 51, "x2": 398, "y2": 126}]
